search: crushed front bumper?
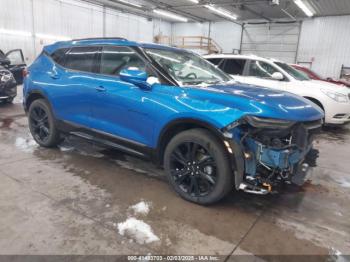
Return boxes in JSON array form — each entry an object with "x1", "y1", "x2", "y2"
[
  {"x1": 227, "y1": 119, "x2": 321, "y2": 194},
  {"x1": 0, "y1": 79, "x2": 17, "y2": 100}
]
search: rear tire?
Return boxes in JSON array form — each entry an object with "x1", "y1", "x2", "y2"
[
  {"x1": 28, "y1": 99, "x2": 61, "y2": 147},
  {"x1": 164, "y1": 128, "x2": 233, "y2": 205}
]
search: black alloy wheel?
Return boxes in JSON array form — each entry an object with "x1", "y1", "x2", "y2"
[
  {"x1": 29, "y1": 105, "x2": 50, "y2": 143},
  {"x1": 170, "y1": 141, "x2": 217, "y2": 197},
  {"x1": 164, "y1": 128, "x2": 233, "y2": 205},
  {"x1": 28, "y1": 99, "x2": 61, "y2": 147}
]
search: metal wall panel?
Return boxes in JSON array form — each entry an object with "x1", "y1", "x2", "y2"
[
  {"x1": 297, "y1": 16, "x2": 350, "y2": 79},
  {"x1": 0, "y1": 0, "x2": 35, "y2": 62},
  {"x1": 210, "y1": 21, "x2": 242, "y2": 53},
  {"x1": 105, "y1": 9, "x2": 161, "y2": 43},
  {"x1": 172, "y1": 21, "x2": 242, "y2": 53},
  {"x1": 172, "y1": 22, "x2": 209, "y2": 38},
  {"x1": 33, "y1": 0, "x2": 104, "y2": 55},
  {"x1": 0, "y1": 0, "x2": 171, "y2": 63},
  {"x1": 241, "y1": 23, "x2": 301, "y2": 63}
]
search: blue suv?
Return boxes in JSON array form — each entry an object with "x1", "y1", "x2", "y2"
[{"x1": 23, "y1": 38, "x2": 324, "y2": 204}]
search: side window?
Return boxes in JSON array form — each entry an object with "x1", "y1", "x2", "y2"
[
  {"x1": 51, "y1": 48, "x2": 69, "y2": 65},
  {"x1": 248, "y1": 60, "x2": 279, "y2": 79},
  {"x1": 222, "y1": 59, "x2": 246, "y2": 75},
  {"x1": 6, "y1": 49, "x2": 25, "y2": 65},
  {"x1": 100, "y1": 46, "x2": 146, "y2": 76},
  {"x1": 207, "y1": 58, "x2": 222, "y2": 66},
  {"x1": 64, "y1": 46, "x2": 99, "y2": 73}
]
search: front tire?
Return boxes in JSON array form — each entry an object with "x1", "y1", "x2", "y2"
[
  {"x1": 28, "y1": 99, "x2": 61, "y2": 147},
  {"x1": 164, "y1": 128, "x2": 233, "y2": 205}
]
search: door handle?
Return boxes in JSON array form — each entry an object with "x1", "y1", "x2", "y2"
[
  {"x1": 95, "y1": 86, "x2": 106, "y2": 92},
  {"x1": 49, "y1": 72, "x2": 60, "y2": 79}
]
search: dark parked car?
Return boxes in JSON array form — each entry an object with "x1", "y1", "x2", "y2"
[
  {"x1": 0, "y1": 49, "x2": 26, "y2": 85},
  {"x1": 0, "y1": 65, "x2": 17, "y2": 103}
]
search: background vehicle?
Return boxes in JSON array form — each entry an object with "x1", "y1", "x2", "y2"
[
  {"x1": 291, "y1": 64, "x2": 350, "y2": 88},
  {"x1": 205, "y1": 54, "x2": 350, "y2": 125},
  {"x1": 0, "y1": 66, "x2": 17, "y2": 103},
  {"x1": 0, "y1": 49, "x2": 26, "y2": 85},
  {"x1": 23, "y1": 38, "x2": 323, "y2": 204}
]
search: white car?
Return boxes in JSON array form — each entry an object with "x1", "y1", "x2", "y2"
[{"x1": 204, "y1": 54, "x2": 350, "y2": 125}]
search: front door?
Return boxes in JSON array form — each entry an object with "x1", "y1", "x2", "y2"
[
  {"x1": 90, "y1": 45, "x2": 156, "y2": 147},
  {"x1": 241, "y1": 60, "x2": 288, "y2": 90},
  {"x1": 5, "y1": 49, "x2": 26, "y2": 84}
]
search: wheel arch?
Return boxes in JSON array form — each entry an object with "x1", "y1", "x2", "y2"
[
  {"x1": 25, "y1": 90, "x2": 50, "y2": 112},
  {"x1": 156, "y1": 118, "x2": 245, "y2": 190},
  {"x1": 303, "y1": 96, "x2": 325, "y2": 111},
  {"x1": 156, "y1": 118, "x2": 227, "y2": 165}
]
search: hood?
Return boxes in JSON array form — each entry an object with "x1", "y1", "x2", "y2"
[
  {"x1": 186, "y1": 82, "x2": 324, "y2": 122},
  {"x1": 310, "y1": 80, "x2": 350, "y2": 94}
]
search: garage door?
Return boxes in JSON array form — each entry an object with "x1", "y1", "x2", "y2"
[{"x1": 241, "y1": 23, "x2": 301, "y2": 63}]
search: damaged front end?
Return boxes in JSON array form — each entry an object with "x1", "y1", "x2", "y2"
[{"x1": 225, "y1": 116, "x2": 322, "y2": 194}]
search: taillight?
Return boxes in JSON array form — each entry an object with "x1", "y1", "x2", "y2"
[{"x1": 23, "y1": 68, "x2": 29, "y2": 78}]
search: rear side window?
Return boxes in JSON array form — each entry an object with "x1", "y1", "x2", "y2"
[
  {"x1": 248, "y1": 60, "x2": 279, "y2": 78},
  {"x1": 221, "y1": 59, "x2": 246, "y2": 75},
  {"x1": 51, "y1": 48, "x2": 68, "y2": 65},
  {"x1": 207, "y1": 58, "x2": 223, "y2": 66},
  {"x1": 100, "y1": 46, "x2": 146, "y2": 76},
  {"x1": 64, "y1": 46, "x2": 99, "y2": 73}
]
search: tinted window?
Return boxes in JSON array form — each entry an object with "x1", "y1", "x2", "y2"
[
  {"x1": 222, "y1": 59, "x2": 246, "y2": 75},
  {"x1": 100, "y1": 46, "x2": 146, "y2": 76},
  {"x1": 6, "y1": 50, "x2": 25, "y2": 65},
  {"x1": 275, "y1": 62, "x2": 309, "y2": 81},
  {"x1": 207, "y1": 58, "x2": 222, "y2": 66},
  {"x1": 51, "y1": 48, "x2": 68, "y2": 65},
  {"x1": 64, "y1": 46, "x2": 99, "y2": 73},
  {"x1": 248, "y1": 60, "x2": 279, "y2": 79}
]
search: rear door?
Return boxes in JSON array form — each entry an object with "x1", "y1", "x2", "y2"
[
  {"x1": 5, "y1": 49, "x2": 26, "y2": 84},
  {"x1": 219, "y1": 58, "x2": 248, "y2": 83},
  {"x1": 48, "y1": 46, "x2": 100, "y2": 128}
]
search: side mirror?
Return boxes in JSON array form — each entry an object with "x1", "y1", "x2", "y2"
[
  {"x1": 120, "y1": 68, "x2": 151, "y2": 90},
  {"x1": 271, "y1": 72, "x2": 284, "y2": 81}
]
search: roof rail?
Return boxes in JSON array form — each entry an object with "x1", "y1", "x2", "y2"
[{"x1": 71, "y1": 37, "x2": 128, "y2": 41}]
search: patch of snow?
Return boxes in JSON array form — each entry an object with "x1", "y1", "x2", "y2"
[
  {"x1": 105, "y1": 204, "x2": 110, "y2": 208},
  {"x1": 335, "y1": 211, "x2": 343, "y2": 217},
  {"x1": 58, "y1": 145, "x2": 74, "y2": 152},
  {"x1": 15, "y1": 137, "x2": 37, "y2": 152},
  {"x1": 334, "y1": 177, "x2": 350, "y2": 188},
  {"x1": 130, "y1": 201, "x2": 150, "y2": 215},
  {"x1": 330, "y1": 248, "x2": 347, "y2": 262},
  {"x1": 117, "y1": 217, "x2": 159, "y2": 244}
]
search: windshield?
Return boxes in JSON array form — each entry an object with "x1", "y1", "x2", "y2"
[
  {"x1": 275, "y1": 62, "x2": 310, "y2": 81},
  {"x1": 299, "y1": 67, "x2": 322, "y2": 79},
  {"x1": 144, "y1": 48, "x2": 231, "y2": 85}
]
